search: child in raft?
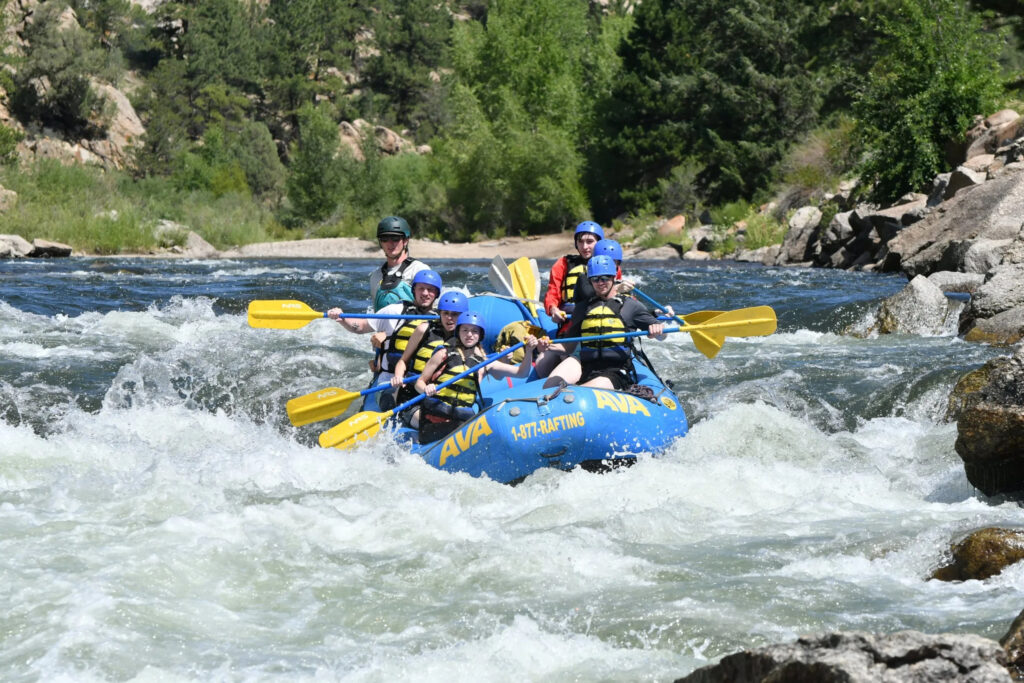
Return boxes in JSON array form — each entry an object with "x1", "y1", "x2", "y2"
[{"x1": 413, "y1": 310, "x2": 545, "y2": 443}]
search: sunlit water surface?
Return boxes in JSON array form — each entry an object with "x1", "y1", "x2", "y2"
[{"x1": 1, "y1": 257, "x2": 1020, "y2": 681}]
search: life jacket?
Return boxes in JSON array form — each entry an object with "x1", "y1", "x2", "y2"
[
  {"x1": 578, "y1": 296, "x2": 632, "y2": 366},
  {"x1": 422, "y1": 340, "x2": 484, "y2": 421},
  {"x1": 381, "y1": 301, "x2": 432, "y2": 372},
  {"x1": 396, "y1": 320, "x2": 450, "y2": 405},
  {"x1": 558, "y1": 254, "x2": 588, "y2": 308},
  {"x1": 374, "y1": 258, "x2": 422, "y2": 311}
]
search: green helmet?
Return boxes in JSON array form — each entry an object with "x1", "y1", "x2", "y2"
[{"x1": 377, "y1": 216, "x2": 411, "y2": 240}]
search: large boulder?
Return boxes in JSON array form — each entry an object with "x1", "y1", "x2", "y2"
[
  {"x1": 969, "y1": 263, "x2": 1024, "y2": 320},
  {"x1": 955, "y1": 343, "x2": 1024, "y2": 496},
  {"x1": 29, "y1": 238, "x2": 72, "y2": 257},
  {"x1": 0, "y1": 234, "x2": 33, "y2": 258},
  {"x1": 964, "y1": 306, "x2": 1024, "y2": 345},
  {"x1": 1003, "y1": 609, "x2": 1024, "y2": 681},
  {"x1": 675, "y1": 631, "x2": 1011, "y2": 683},
  {"x1": 886, "y1": 163, "x2": 1024, "y2": 276},
  {"x1": 875, "y1": 275, "x2": 958, "y2": 336},
  {"x1": 777, "y1": 205, "x2": 821, "y2": 264}
]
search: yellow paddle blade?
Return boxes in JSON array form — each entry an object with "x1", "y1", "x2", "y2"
[
  {"x1": 689, "y1": 330, "x2": 725, "y2": 359},
  {"x1": 286, "y1": 387, "x2": 360, "y2": 427},
  {"x1": 681, "y1": 310, "x2": 724, "y2": 325},
  {"x1": 509, "y1": 257, "x2": 540, "y2": 318},
  {"x1": 689, "y1": 306, "x2": 777, "y2": 337},
  {"x1": 319, "y1": 409, "x2": 395, "y2": 449},
  {"x1": 247, "y1": 300, "x2": 323, "y2": 330}
]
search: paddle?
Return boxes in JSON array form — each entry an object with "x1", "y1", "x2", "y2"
[
  {"x1": 487, "y1": 256, "x2": 516, "y2": 297},
  {"x1": 509, "y1": 256, "x2": 541, "y2": 323},
  {"x1": 286, "y1": 374, "x2": 420, "y2": 427},
  {"x1": 632, "y1": 289, "x2": 725, "y2": 359},
  {"x1": 552, "y1": 306, "x2": 776, "y2": 358},
  {"x1": 248, "y1": 300, "x2": 436, "y2": 330},
  {"x1": 319, "y1": 341, "x2": 527, "y2": 449}
]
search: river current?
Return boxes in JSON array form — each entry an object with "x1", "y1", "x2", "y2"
[{"x1": 1, "y1": 256, "x2": 1021, "y2": 681}]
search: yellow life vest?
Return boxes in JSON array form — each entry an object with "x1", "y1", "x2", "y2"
[
  {"x1": 383, "y1": 302, "x2": 431, "y2": 371},
  {"x1": 396, "y1": 322, "x2": 449, "y2": 405},
  {"x1": 579, "y1": 297, "x2": 631, "y2": 364},
  {"x1": 432, "y1": 341, "x2": 484, "y2": 409}
]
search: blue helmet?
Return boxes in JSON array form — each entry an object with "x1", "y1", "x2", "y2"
[
  {"x1": 574, "y1": 221, "x2": 605, "y2": 241},
  {"x1": 412, "y1": 269, "x2": 442, "y2": 292},
  {"x1": 437, "y1": 291, "x2": 469, "y2": 314},
  {"x1": 456, "y1": 311, "x2": 486, "y2": 337},
  {"x1": 593, "y1": 239, "x2": 623, "y2": 262},
  {"x1": 587, "y1": 254, "x2": 617, "y2": 279}
]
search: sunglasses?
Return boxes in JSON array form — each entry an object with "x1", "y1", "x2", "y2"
[{"x1": 589, "y1": 275, "x2": 614, "y2": 283}]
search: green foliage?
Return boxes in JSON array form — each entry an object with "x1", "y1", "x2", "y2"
[
  {"x1": 284, "y1": 103, "x2": 345, "y2": 225},
  {"x1": 10, "y1": 2, "x2": 110, "y2": 136},
  {"x1": 854, "y1": 0, "x2": 1004, "y2": 202},
  {"x1": 438, "y1": 0, "x2": 593, "y2": 236},
  {"x1": 0, "y1": 159, "x2": 275, "y2": 252},
  {"x1": 599, "y1": 0, "x2": 824, "y2": 217},
  {"x1": 361, "y1": 0, "x2": 453, "y2": 139},
  {"x1": 743, "y1": 212, "x2": 788, "y2": 250},
  {"x1": 0, "y1": 125, "x2": 24, "y2": 165}
]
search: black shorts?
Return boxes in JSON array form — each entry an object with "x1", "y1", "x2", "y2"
[{"x1": 580, "y1": 366, "x2": 632, "y2": 390}]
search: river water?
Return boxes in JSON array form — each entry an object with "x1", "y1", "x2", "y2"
[{"x1": 1, "y1": 256, "x2": 1021, "y2": 681}]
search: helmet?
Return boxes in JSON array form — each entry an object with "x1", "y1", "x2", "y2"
[
  {"x1": 377, "y1": 216, "x2": 411, "y2": 239},
  {"x1": 574, "y1": 221, "x2": 605, "y2": 241},
  {"x1": 412, "y1": 269, "x2": 442, "y2": 292},
  {"x1": 593, "y1": 239, "x2": 623, "y2": 262},
  {"x1": 587, "y1": 254, "x2": 617, "y2": 279},
  {"x1": 456, "y1": 311, "x2": 486, "y2": 337},
  {"x1": 437, "y1": 291, "x2": 469, "y2": 314}
]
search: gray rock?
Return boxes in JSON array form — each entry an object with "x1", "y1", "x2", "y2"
[
  {"x1": 964, "y1": 305, "x2": 1024, "y2": 346},
  {"x1": 927, "y1": 271, "x2": 985, "y2": 294},
  {"x1": 944, "y1": 165, "x2": 987, "y2": 201},
  {"x1": 877, "y1": 275, "x2": 957, "y2": 336},
  {"x1": 955, "y1": 343, "x2": 1024, "y2": 495},
  {"x1": 675, "y1": 631, "x2": 1011, "y2": 683},
  {"x1": 970, "y1": 263, "x2": 1024, "y2": 319},
  {"x1": 888, "y1": 164, "x2": 1024, "y2": 276},
  {"x1": 735, "y1": 245, "x2": 781, "y2": 265},
  {"x1": 779, "y1": 206, "x2": 821, "y2": 263},
  {"x1": 0, "y1": 234, "x2": 33, "y2": 258},
  {"x1": 29, "y1": 238, "x2": 72, "y2": 257},
  {"x1": 963, "y1": 238, "x2": 1013, "y2": 273}
]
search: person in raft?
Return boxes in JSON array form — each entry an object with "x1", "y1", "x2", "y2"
[
  {"x1": 370, "y1": 216, "x2": 432, "y2": 311},
  {"x1": 542, "y1": 254, "x2": 665, "y2": 391},
  {"x1": 414, "y1": 311, "x2": 546, "y2": 443},
  {"x1": 543, "y1": 220, "x2": 606, "y2": 330},
  {"x1": 534, "y1": 235, "x2": 629, "y2": 378},
  {"x1": 327, "y1": 269, "x2": 442, "y2": 409},
  {"x1": 389, "y1": 290, "x2": 469, "y2": 424}
]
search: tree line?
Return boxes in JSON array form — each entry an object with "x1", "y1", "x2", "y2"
[{"x1": 1, "y1": 0, "x2": 1021, "y2": 242}]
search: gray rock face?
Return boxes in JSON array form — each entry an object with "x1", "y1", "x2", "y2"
[
  {"x1": 970, "y1": 264, "x2": 1024, "y2": 319},
  {"x1": 0, "y1": 234, "x2": 33, "y2": 258},
  {"x1": 888, "y1": 164, "x2": 1024, "y2": 277},
  {"x1": 676, "y1": 631, "x2": 1011, "y2": 683},
  {"x1": 927, "y1": 271, "x2": 985, "y2": 294}
]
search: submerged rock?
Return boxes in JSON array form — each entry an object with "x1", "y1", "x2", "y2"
[{"x1": 932, "y1": 527, "x2": 1024, "y2": 581}]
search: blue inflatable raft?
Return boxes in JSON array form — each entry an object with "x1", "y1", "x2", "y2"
[{"x1": 365, "y1": 294, "x2": 689, "y2": 484}]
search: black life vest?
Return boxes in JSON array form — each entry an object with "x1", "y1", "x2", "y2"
[
  {"x1": 559, "y1": 254, "x2": 588, "y2": 305},
  {"x1": 374, "y1": 258, "x2": 422, "y2": 310},
  {"x1": 382, "y1": 301, "x2": 432, "y2": 372}
]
